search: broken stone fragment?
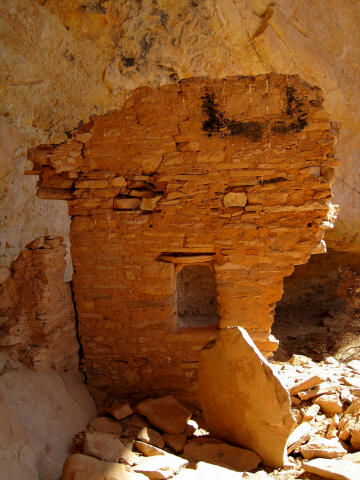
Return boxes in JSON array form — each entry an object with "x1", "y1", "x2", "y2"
[
  {"x1": 299, "y1": 436, "x2": 347, "y2": 460},
  {"x1": 83, "y1": 431, "x2": 122, "y2": 463},
  {"x1": 223, "y1": 192, "x2": 247, "y2": 207},
  {"x1": 348, "y1": 360, "x2": 360, "y2": 374},
  {"x1": 107, "y1": 402, "x2": 133, "y2": 421},
  {"x1": 89, "y1": 416, "x2": 123, "y2": 435},
  {"x1": 61, "y1": 453, "x2": 147, "y2": 480},
  {"x1": 303, "y1": 457, "x2": 360, "y2": 480},
  {"x1": 290, "y1": 375, "x2": 325, "y2": 396},
  {"x1": 118, "y1": 439, "x2": 140, "y2": 466},
  {"x1": 198, "y1": 327, "x2": 295, "y2": 467},
  {"x1": 301, "y1": 404, "x2": 320, "y2": 422},
  {"x1": 343, "y1": 376, "x2": 360, "y2": 388},
  {"x1": 83, "y1": 432, "x2": 139, "y2": 465},
  {"x1": 133, "y1": 441, "x2": 189, "y2": 480},
  {"x1": 289, "y1": 355, "x2": 316, "y2": 367},
  {"x1": 242, "y1": 472, "x2": 271, "y2": 480},
  {"x1": 163, "y1": 432, "x2": 187, "y2": 453},
  {"x1": 171, "y1": 470, "x2": 198, "y2": 480},
  {"x1": 298, "y1": 382, "x2": 333, "y2": 400},
  {"x1": 137, "y1": 427, "x2": 165, "y2": 449},
  {"x1": 135, "y1": 396, "x2": 192, "y2": 434},
  {"x1": 134, "y1": 455, "x2": 188, "y2": 480},
  {"x1": 313, "y1": 393, "x2": 343, "y2": 415},
  {"x1": 287, "y1": 422, "x2": 314, "y2": 454},
  {"x1": 196, "y1": 461, "x2": 244, "y2": 479},
  {"x1": 338, "y1": 400, "x2": 360, "y2": 449},
  {"x1": 291, "y1": 408, "x2": 303, "y2": 424},
  {"x1": 182, "y1": 437, "x2": 261, "y2": 472},
  {"x1": 326, "y1": 414, "x2": 340, "y2": 439}
]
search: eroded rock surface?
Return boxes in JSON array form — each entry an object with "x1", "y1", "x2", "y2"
[
  {"x1": 0, "y1": 354, "x2": 96, "y2": 480},
  {"x1": 0, "y1": 236, "x2": 79, "y2": 372}
]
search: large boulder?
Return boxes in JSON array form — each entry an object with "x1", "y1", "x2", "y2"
[
  {"x1": 0, "y1": 354, "x2": 96, "y2": 479},
  {"x1": 198, "y1": 327, "x2": 296, "y2": 467}
]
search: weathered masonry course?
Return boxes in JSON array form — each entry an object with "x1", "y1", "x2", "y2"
[{"x1": 28, "y1": 74, "x2": 339, "y2": 403}]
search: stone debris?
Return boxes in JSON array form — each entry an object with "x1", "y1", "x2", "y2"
[
  {"x1": 133, "y1": 441, "x2": 189, "y2": 479},
  {"x1": 289, "y1": 375, "x2": 325, "y2": 396},
  {"x1": 134, "y1": 455, "x2": 187, "y2": 480},
  {"x1": 182, "y1": 438, "x2": 261, "y2": 471},
  {"x1": 287, "y1": 422, "x2": 314, "y2": 454},
  {"x1": 195, "y1": 461, "x2": 244, "y2": 479},
  {"x1": 313, "y1": 393, "x2": 343, "y2": 415},
  {"x1": 83, "y1": 432, "x2": 123, "y2": 463},
  {"x1": 62, "y1": 454, "x2": 147, "y2": 480},
  {"x1": 61, "y1": 355, "x2": 360, "y2": 480},
  {"x1": 299, "y1": 436, "x2": 347, "y2": 459},
  {"x1": 136, "y1": 396, "x2": 192, "y2": 434},
  {"x1": 303, "y1": 457, "x2": 360, "y2": 480},
  {"x1": 90, "y1": 417, "x2": 124, "y2": 435},
  {"x1": 163, "y1": 433, "x2": 187, "y2": 453},
  {"x1": 138, "y1": 427, "x2": 165, "y2": 449},
  {"x1": 108, "y1": 403, "x2": 134, "y2": 421},
  {"x1": 276, "y1": 354, "x2": 360, "y2": 465}
]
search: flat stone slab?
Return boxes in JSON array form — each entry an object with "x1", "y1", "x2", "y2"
[
  {"x1": 303, "y1": 458, "x2": 360, "y2": 480},
  {"x1": 182, "y1": 437, "x2": 260, "y2": 472},
  {"x1": 133, "y1": 443, "x2": 188, "y2": 480},
  {"x1": 136, "y1": 396, "x2": 192, "y2": 434},
  {"x1": 90, "y1": 417, "x2": 123, "y2": 435},
  {"x1": 138, "y1": 427, "x2": 165, "y2": 449},
  {"x1": 198, "y1": 327, "x2": 296, "y2": 467},
  {"x1": 83, "y1": 432, "x2": 121, "y2": 463},
  {"x1": 300, "y1": 437, "x2": 347, "y2": 460},
  {"x1": 62, "y1": 454, "x2": 147, "y2": 480}
]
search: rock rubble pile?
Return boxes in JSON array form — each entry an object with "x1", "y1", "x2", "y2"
[{"x1": 62, "y1": 355, "x2": 360, "y2": 480}]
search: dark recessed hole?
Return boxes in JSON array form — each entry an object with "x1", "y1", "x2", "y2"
[{"x1": 176, "y1": 265, "x2": 218, "y2": 328}]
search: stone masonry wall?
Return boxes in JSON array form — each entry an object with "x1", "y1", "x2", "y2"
[
  {"x1": 0, "y1": 236, "x2": 79, "y2": 372},
  {"x1": 28, "y1": 74, "x2": 338, "y2": 403}
]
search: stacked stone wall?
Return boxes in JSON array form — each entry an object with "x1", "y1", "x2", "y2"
[{"x1": 28, "y1": 74, "x2": 338, "y2": 402}]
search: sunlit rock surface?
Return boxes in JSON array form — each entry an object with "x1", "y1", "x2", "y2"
[{"x1": 0, "y1": 0, "x2": 359, "y2": 265}]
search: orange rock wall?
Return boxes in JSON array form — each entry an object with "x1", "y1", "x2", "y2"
[
  {"x1": 0, "y1": 236, "x2": 79, "y2": 372},
  {"x1": 28, "y1": 74, "x2": 338, "y2": 402}
]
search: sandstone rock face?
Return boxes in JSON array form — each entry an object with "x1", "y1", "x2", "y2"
[
  {"x1": 1, "y1": 0, "x2": 359, "y2": 275},
  {"x1": 28, "y1": 74, "x2": 337, "y2": 401},
  {"x1": 198, "y1": 327, "x2": 296, "y2": 467},
  {"x1": 0, "y1": 236, "x2": 79, "y2": 372},
  {"x1": 0, "y1": 354, "x2": 96, "y2": 480}
]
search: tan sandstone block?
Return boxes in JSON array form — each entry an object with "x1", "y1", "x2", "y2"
[{"x1": 198, "y1": 327, "x2": 295, "y2": 467}]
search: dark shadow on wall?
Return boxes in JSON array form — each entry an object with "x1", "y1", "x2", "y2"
[
  {"x1": 272, "y1": 250, "x2": 360, "y2": 362},
  {"x1": 176, "y1": 264, "x2": 218, "y2": 328}
]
